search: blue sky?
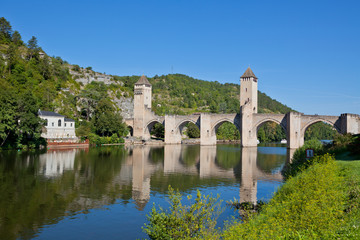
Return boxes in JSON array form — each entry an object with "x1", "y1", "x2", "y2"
[{"x1": 1, "y1": 0, "x2": 359, "y2": 115}]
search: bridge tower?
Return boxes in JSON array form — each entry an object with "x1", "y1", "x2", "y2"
[
  {"x1": 133, "y1": 75, "x2": 152, "y2": 138},
  {"x1": 240, "y1": 67, "x2": 258, "y2": 147},
  {"x1": 240, "y1": 67, "x2": 258, "y2": 113}
]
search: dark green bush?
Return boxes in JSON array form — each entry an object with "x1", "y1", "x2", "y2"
[{"x1": 282, "y1": 139, "x2": 324, "y2": 179}]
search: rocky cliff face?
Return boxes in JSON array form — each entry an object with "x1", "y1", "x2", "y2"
[{"x1": 68, "y1": 65, "x2": 134, "y2": 119}]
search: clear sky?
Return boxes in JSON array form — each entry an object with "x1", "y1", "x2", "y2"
[{"x1": 1, "y1": 0, "x2": 359, "y2": 115}]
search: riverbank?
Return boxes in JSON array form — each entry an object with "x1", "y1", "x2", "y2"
[
  {"x1": 141, "y1": 137, "x2": 360, "y2": 239},
  {"x1": 223, "y1": 136, "x2": 360, "y2": 238},
  {"x1": 221, "y1": 155, "x2": 360, "y2": 239}
]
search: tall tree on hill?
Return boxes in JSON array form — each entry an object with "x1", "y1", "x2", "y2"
[
  {"x1": 27, "y1": 36, "x2": 40, "y2": 60},
  {"x1": 5, "y1": 43, "x2": 16, "y2": 75},
  {"x1": 0, "y1": 17, "x2": 12, "y2": 43},
  {"x1": 11, "y1": 31, "x2": 23, "y2": 46}
]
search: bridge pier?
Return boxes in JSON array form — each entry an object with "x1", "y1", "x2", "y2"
[
  {"x1": 164, "y1": 115, "x2": 182, "y2": 144},
  {"x1": 341, "y1": 113, "x2": 360, "y2": 134},
  {"x1": 286, "y1": 112, "x2": 303, "y2": 149},
  {"x1": 200, "y1": 113, "x2": 217, "y2": 145},
  {"x1": 241, "y1": 106, "x2": 257, "y2": 147}
]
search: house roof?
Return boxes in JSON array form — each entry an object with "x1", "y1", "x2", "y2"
[
  {"x1": 64, "y1": 118, "x2": 75, "y2": 122},
  {"x1": 241, "y1": 67, "x2": 257, "y2": 79},
  {"x1": 38, "y1": 110, "x2": 64, "y2": 117},
  {"x1": 135, "y1": 75, "x2": 151, "y2": 85}
]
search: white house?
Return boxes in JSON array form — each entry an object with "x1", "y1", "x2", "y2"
[{"x1": 38, "y1": 110, "x2": 77, "y2": 139}]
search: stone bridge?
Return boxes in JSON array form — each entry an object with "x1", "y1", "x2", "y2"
[
  {"x1": 126, "y1": 70, "x2": 360, "y2": 149},
  {"x1": 126, "y1": 108, "x2": 360, "y2": 149}
]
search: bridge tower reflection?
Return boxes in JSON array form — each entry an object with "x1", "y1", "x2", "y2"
[{"x1": 239, "y1": 147, "x2": 257, "y2": 204}]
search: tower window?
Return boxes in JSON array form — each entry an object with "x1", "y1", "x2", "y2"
[
  {"x1": 52, "y1": 122, "x2": 54, "y2": 127},
  {"x1": 65, "y1": 123, "x2": 67, "y2": 127},
  {"x1": 58, "y1": 120, "x2": 61, "y2": 127},
  {"x1": 45, "y1": 119, "x2": 48, "y2": 126}
]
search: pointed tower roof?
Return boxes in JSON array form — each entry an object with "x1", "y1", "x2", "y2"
[
  {"x1": 135, "y1": 75, "x2": 151, "y2": 85},
  {"x1": 241, "y1": 67, "x2": 257, "y2": 79}
]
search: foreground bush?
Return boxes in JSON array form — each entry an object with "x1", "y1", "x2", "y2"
[
  {"x1": 143, "y1": 186, "x2": 222, "y2": 239},
  {"x1": 223, "y1": 155, "x2": 346, "y2": 239}
]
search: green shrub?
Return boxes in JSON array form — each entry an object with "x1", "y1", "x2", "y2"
[
  {"x1": 223, "y1": 156, "x2": 346, "y2": 239},
  {"x1": 282, "y1": 139, "x2": 324, "y2": 179},
  {"x1": 88, "y1": 133, "x2": 124, "y2": 145},
  {"x1": 143, "y1": 186, "x2": 222, "y2": 239},
  {"x1": 328, "y1": 133, "x2": 354, "y2": 154},
  {"x1": 186, "y1": 122, "x2": 200, "y2": 138}
]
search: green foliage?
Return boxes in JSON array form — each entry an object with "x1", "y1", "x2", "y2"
[
  {"x1": 257, "y1": 122, "x2": 286, "y2": 143},
  {"x1": 146, "y1": 74, "x2": 293, "y2": 116},
  {"x1": 335, "y1": 160, "x2": 360, "y2": 239},
  {"x1": 151, "y1": 123, "x2": 164, "y2": 139},
  {"x1": 72, "y1": 64, "x2": 81, "y2": 72},
  {"x1": 304, "y1": 122, "x2": 337, "y2": 141},
  {"x1": 88, "y1": 133, "x2": 124, "y2": 145},
  {"x1": 143, "y1": 186, "x2": 222, "y2": 239},
  {"x1": 75, "y1": 121, "x2": 92, "y2": 138},
  {"x1": 282, "y1": 139, "x2": 325, "y2": 179},
  {"x1": 186, "y1": 122, "x2": 200, "y2": 138},
  {"x1": 92, "y1": 98, "x2": 128, "y2": 137},
  {"x1": 223, "y1": 156, "x2": 346, "y2": 239},
  {"x1": 0, "y1": 17, "x2": 12, "y2": 43},
  {"x1": 216, "y1": 122, "x2": 240, "y2": 140}
]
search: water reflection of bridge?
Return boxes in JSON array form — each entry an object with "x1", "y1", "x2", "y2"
[
  {"x1": 37, "y1": 146, "x2": 290, "y2": 211},
  {"x1": 124, "y1": 145, "x2": 287, "y2": 208}
]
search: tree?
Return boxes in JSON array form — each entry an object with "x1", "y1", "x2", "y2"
[
  {"x1": 17, "y1": 91, "x2": 44, "y2": 148},
  {"x1": 27, "y1": 36, "x2": 40, "y2": 59},
  {"x1": 5, "y1": 43, "x2": 17, "y2": 75},
  {"x1": 151, "y1": 123, "x2": 164, "y2": 138},
  {"x1": 11, "y1": 31, "x2": 23, "y2": 46},
  {"x1": 92, "y1": 98, "x2": 127, "y2": 137},
  {"x1": 216, "y1": 122, "x2": 240, "y2": 140},
  {"x1": 0, "y1": 17, "x2": 12, "y2": 43},
  {"x1": 186, "y1": 123, "x2": 200, "y2": 138},
  {"x1": 79, "y1": 82, "x2": 108, "y2": 120},
  {"x1": 0, "y1": 81, "x2": 17, "y2": 147}
]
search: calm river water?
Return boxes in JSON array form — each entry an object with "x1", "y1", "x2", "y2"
[{"x1": 0, "y1": 144, "x2": 291, "y2": 239}]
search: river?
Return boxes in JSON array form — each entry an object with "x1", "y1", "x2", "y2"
[{"x1": 0, "y1": 144, "x2": 291, "y2": 239}]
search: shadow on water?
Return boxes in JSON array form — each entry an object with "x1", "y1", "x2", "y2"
[{"x1": 0, "y1": 144, "x2": 292, "y2": 239}]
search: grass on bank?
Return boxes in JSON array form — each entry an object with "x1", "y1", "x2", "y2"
[{"x1": 223, "y1": 155, "x2": 352, "y2": 239}]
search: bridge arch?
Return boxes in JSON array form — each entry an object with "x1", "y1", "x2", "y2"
[
  {"x1": 212, "y1": 118, "x2": 240, "y2": 135},
  {"x1": 144, "y1": 119, "x2": 164, "y2": 139},
  {"x1": 210, "y1": 119, "x2": 241, "y2": 143},
  {"x1": 175, "y1": 119, "x2": 200, "y2": 135},
  {"x1": 127, "y1": 126, "x2": 134, "y2": 136},
  {"x1": 300, "y1": 119, "x2": 340, "y2": 143},
  {"x1": 254, "y1": 118, "x2": 287, "y2": 133},
  {"x1": 301, "y1": 118, "x2": 340, "y2": 134},
  {"x1": 253, "y1": 118, "x2": 287, "y2": 144}
]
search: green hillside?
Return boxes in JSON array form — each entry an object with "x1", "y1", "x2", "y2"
[{"x1": 117, "y1": 74, "x2": 293, "y2": 116}]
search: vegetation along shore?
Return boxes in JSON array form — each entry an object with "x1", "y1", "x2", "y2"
[{"x1": 143, "y1": 134, "x2": 360, "y2": 239}]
